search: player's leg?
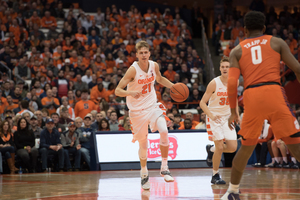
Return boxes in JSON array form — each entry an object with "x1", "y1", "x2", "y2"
[
  {"x1": 138, "y1": 137, "x2": 151, "y2": 190},
  {"x1": 156, "y1": 116, "x2": 174, "y2": 182},
  {"x1": 276, "y1": 140, "x2": 289, "y2": 167},
  {"x1": 265, "y1": 139, "x2": 275, "y2": 167},
  {"x1": 269, "y1": 140, "x2": 281, "y2": 168},
  {"x1": 211, "y1": 139, "x2": 226, "y2": 184}
]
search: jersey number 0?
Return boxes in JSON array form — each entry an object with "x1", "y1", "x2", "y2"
[{"x1": 251, "y1": 45, "x2": 262, "y2": 65}]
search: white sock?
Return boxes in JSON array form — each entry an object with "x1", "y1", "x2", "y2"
[
  {"x1": 228, "y1": 182, "x2": 239, "y2": 193},
  {"x1": 271, "y1": 158, "x2": 275, "y2": 163},
  {"x1": 213, "y1": 170, "x2": 219, "y2": 176},
  {"x1": 210, "y1": 146, "x2": 215, "y2": 152},
  {"x1": 161, "y1": 157, "x2": 168, "y2": 170},
  {"x1": 141, "y1": 166, "x2": 148, "y2": 176},
  {"x1": 292, "y1": 157, "x2": 297, "y2": 164},
  {"x1": 279, "y1": 157, "x2": 283, "y2": 163},
  {"x1": 283, "y1": 157, "x2": 288, "y2": 163},
  {"x1": 275, "y1": 157, "x2": 280, "y2": 163}
]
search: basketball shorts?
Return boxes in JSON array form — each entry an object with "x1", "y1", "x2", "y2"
[
  {"x1": 206, "y1": 114, "x2": 237, "y2": 141},
  {"x1": 239, "y1": 85, "x2": 300, "y2": 146},
  {"x1": 129, "y1": 102, "x2": 167, "y2": 142}
]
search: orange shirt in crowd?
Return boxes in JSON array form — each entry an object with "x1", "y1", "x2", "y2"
[
  {"x1": 105, "y1": 60, "x2": 116, "y2": 74},
  {"x1": 287, "y1": 38, "x2": 298, "y2": 54},
  {"x1": 41, "y1": 97, "x2": 60, "y2": 115},
  {"x1": 82, "y1": 57, "x2": 91, "y2": 67},
  {"x1": 179, "y1": 120, "x2": 199, "y2": 130},
  {"x1": 126, "y1": 44, "x2": 135, "y2": 54},
  {"x1": 166, "y1": 24, "x2": 179, "y2": 35},
  {"x1": 6, "y1": 103, "x2": 19, "y2": 111},
  {"x1": 90, "y1": 85, "x2": 109, "y2": 103},
  {"x1": 30, "y1": 16, "x2": 41, "y2": 27},
  {"x1": 75, "y1": 33, "x2": 88, "y2": 45},
  {"x1": 74, "y1": 100, "x2": 97, "y2": 119},
  {"x1": 163, "y1": 70, "x2": 177, "y2": 82},
  {"x1": 231, "y1": 27, "x2": 244, "y2": 40},
  {"x1": 167, "y1": 38, "x2": 178, "y2": 48},
  {"x1": 159, "y1": 100, "x2": 173, "y2": 110},
  {"x1": 70, "y1": 57, "x2": 78, "y2": 65},
  {"x1": 153, "y1": 38, "x2": 162, "y2": 49},
  {"x1": 41, "y1": 16, "x2": 57, "y2": 28}
]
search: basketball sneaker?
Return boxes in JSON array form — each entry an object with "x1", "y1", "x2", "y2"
[
  {"x1": 141, "y1": 171, "x2": 150, "y2": 190},
  {"x1": 221, "y1": 191, "x2": 240, "y2": 200},
  {"x1": 268, "y1": 161, "x2": 280, "y2": 168},
  {"x1": 211, "y1": 173, "x2": 226, "y2": 184},
  {"x1": 290, "y1": 162, "x2": 300, "y2": 169},
  {"x1": 264, "y1": 162, "x2": 274, "y2": 168},
  {"x1": 206, "y1": 144, "x2": 214, "y2": 167},
  {"x1": 280, "y1": 161, "x2": 290, "y2": 169},
  {"x1": 160, "y1": 167, "x2": 174, "y2": 182}
]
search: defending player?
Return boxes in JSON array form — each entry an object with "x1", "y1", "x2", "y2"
[
  {"x1": 200, "y1": 57, "x2": 239, "y2": 185},
  {"x1": 115, "y1": 41, "x2": 174, "y2": 190},
  {"x1": 221, "y1": 11, "x2": 300, "y2": 199}
]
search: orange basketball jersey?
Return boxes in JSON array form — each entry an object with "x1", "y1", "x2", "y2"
[{"x1": 239, "y1": 35, "x2": 281, "y2": 89}]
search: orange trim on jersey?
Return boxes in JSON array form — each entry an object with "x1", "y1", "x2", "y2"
[
  {"x1": 206, "y1": 124, "x2": 211, "y2": 129},
  {"x1": 207, "y1": 131, "x2": 213, "y2": 135}
]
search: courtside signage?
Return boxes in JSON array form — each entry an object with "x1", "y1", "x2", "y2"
[{"x1": 95, "y1": 132, "x2": 213, "y2": 163}]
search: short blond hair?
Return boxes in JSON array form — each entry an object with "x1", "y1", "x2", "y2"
[
  {"x1": 220, "y1": 56, "x2": 229, "y2": 64},
  {"x1": 135, "y1": 41, "x2": 150, "y2": 52}
]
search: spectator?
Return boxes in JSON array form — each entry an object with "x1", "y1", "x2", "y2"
[
  {"x1": 0, "y1": 120, "x2": 18, "y2": 174},
  {"x1": 99, "y1": 118, "x2": 110, "y2": 131},
  {"x1": 39, "y1": 118, "x2": 64, "y2": 172},
  {"x1": 51, "y1": 70, "x2": 69, "y2": 98},
  {"x1": 14, "y1": 117, "x2": 39, "y2": 173},
  {"x1": 16, "y1": 100, "x2": 34, "y2": 117},
  {"x1": 82, "y1": 70, "x2": 93, "y2": 84},
  {"x1": 163, "y1": 63, "x2": 176, "y2": 82},
  {"x1": 56, "y1": 96, "x2": 75, "y2": 120},
  {"x1": 91, "y1": 112, "x2": 104, "y2": 130},
  {"x1": 41, "y1": 89, "x2": 60, "y2": 116},
  {"x1": 109, "y1": 111, "x2": 119, "y2": 131},
  {"x1": 77, "y1": 115, "x2": 94, "y2": 168},
  {"x1": 195, "y1": 112, "x2": 206, "y2": 130},
  {"x1": 88, "y1": 30, "x2": 100, "y2": 46},
  {"x1": 90, "y1": 83, "x2": 109, "y2": 104},
  {"x1": 14, "y1": 58, "x2": 31, "y2": 80},
  {"x1": 58, "y1": 107, "x2": 73, "y2": 130},
  {"x1": 74, "y1": 74, "x2": 89, "y2": 92},
  {"x1": 181, "y1": 118, "x2": 193, "y2": 130},
  {"x1": 51, "y1": 113, "x2": 65, "y2": 133},
  {"x1": 160, "y1": 93, "x2": 173, "y2": 111},
  {"x1": 88, "y1": 19, "x2": 100, "y2": 35},
  {"x1": 178, "y1": 112, "x2": 199, "y2": 129},
  {"x1": 41, "y1": 11, "x2": 57, "y2": 28},
  {"x1": 61, "y1": 122, "x2": 81, "y2": 171},
  {"x1": 74, "y1": 89, "x2": 97, "y2": 119},
  {"x1": 30, "y1": 115, "x2": 42, "y2": 138}
]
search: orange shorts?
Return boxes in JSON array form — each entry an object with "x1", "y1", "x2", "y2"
[{"x1": 239, "y1": 85, "x2": 300, "y2": 146}]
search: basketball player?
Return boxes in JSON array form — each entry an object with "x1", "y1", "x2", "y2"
[
  {"x1": 199, "y1": 57, "x2": 239, "y2": 185},
  {"x1": 115, "y1": 41, "x2": 174, "y2": 190},
  {"x1": 221, "y1": 11, "x2": 300, "y2": 199}
]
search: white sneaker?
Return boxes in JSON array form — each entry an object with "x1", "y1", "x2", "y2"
[
  {"x1": 160, "y1": 167, "x2": 174, "y2": 182},
  {"x1": 140, "y1": 171, "x2": 150, "y2": 190}
]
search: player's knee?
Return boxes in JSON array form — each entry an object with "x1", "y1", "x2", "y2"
[
  {"x1": 160, "y1": 132, "x2": 169, "y2": 146},
  {"x1": 228, "y1": 143, "x2": 237, "y2": 153},
  {"x1": 215, "y1": 142, "x2": 224, "y2": 152},
  {"x1": 276, "y1": 140, "x2": 283, "y2": 147}
]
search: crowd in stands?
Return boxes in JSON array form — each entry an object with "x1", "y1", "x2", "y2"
[
  {"x1": 0, "y1": 1, "x2": 207, "y2": 173},
  {"x1": 212, "y1": 3, "x2": 300, "y2": 168}
]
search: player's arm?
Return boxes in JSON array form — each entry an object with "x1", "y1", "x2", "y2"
[
  {"x1": 154, "y1": 62, "x2": 174, "y2": 88},
  {"x1": 199, "y1": 80, "x2": 220, "y2": 122},
  {"x1": 228, "y1": 45, "x2": 241, "y2": 116},
  {"x1": 277, "y1": 37, "x2": 300, "y2": 82},
  {"x1": 115, "y1": 66, "x2": 140, "y2": 98}
]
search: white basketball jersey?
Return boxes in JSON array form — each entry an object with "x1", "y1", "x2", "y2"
[
  {"x1": 208, "y1": 76, "x2": 230, "y2": 116},
  {"x1": 126, "y1": 60, "x2": 157, "y2": 111}
]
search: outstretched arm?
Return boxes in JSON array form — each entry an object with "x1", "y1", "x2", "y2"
[{"x1": 154, "y1": 62, "x2": 174, "y2": 88}]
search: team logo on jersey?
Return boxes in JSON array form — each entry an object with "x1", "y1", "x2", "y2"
[
  {"x1": 138, "y1": 76, "x2": 155, "y2": 84},
  {"x1": 84, "y1": 103, "x2": 89, "y2": 109},
  {"x1": 147, "y1": 136, "x2": 178, "y2": 159}
]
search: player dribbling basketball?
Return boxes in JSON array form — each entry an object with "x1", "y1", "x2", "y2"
[
  {"x1": 115, "y1": 41, "x2": 174, "y2": 190},
  {"x1": 199, "y1": 57, "x2": 240, "y2": 184}
]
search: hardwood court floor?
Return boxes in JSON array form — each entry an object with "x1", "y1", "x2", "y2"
[{"x1": 0, "y1": 168, "x2": 300, "y2": 200}]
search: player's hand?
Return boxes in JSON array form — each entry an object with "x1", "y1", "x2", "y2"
[
  {"x1": 228, "y1": 113, "x2": 238, "y2": 130},
  {"x1": 211, "y1": 115, "x2": 221, "y2": 124},
  {"x1": 129, "y1": 91, "x2": 141, "y2": 99}
]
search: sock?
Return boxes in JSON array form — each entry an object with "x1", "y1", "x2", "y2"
[
  {"x1": 228, "y1": 182, "x2": 239, "y2": 193},
  {"x1": 272, "y1": 158, "x2": 275, "y2": 163},
  {"x1": 161, "y1": 157, "x2": 168, "y2": 170},
  {"x1": 275, "y1": 157, "x2": 280, "y2": 163},
  {"x1": 210, "y1": 146, "x2": 215, "y2": 152},
  {"x1": 213, "y1": 170, "x2": 219, "y2": 176},
  {"x1": 292, "y1": 157, "x2": 297, "y2": 164},
  {"x1": 141, "y1": 166, "x2": 148, "y2": 176},
  {"x1": 283, "y1": 157, "x2": 288, "y2": 163}
]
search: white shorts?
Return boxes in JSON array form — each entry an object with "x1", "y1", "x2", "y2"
[
  {"x1": 206, "y1": 115, "x2": 237, "y2": 141},
  {"x1": 129, "y1": 102, "x2": 166, "y2": 142}
]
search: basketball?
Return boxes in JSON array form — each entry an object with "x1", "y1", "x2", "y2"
[{"x1": 170, "y1": 83, "x2": 189, "y2": 102}]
